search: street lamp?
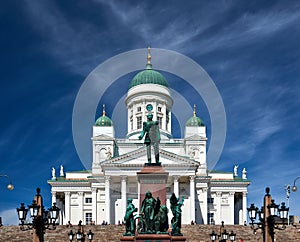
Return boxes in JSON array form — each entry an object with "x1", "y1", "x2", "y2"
[
  {"x1": 87, "y1": 230, "x2": 94, "y2": 241},
  {"x1": 229, "y1": 231, "x2": 236, "y2": 241},
  {"x1": 0, "y1": 174, "x2": 14, "y2": 227},
  {"x1": 247, "y1": 187, "x2": 289, "y2": 242},
  {"x1": 210, "y1": 221, "x2": 236, "y2": 241},
  {"x1": 16, "y1": 188, "x2": 60, "y2": 242},
  {"x1": 292, "y1": 176, "x2": 300, "y2": 192},
  {"x1": 0, "y1": 174, "x2": 14, "y2": 190},
  {"x1": 68, "y1": 230, "x2": 75, "y2": 241},
  {"x1": 68, "y1": 220, "x2": 94, "y2": 241}
]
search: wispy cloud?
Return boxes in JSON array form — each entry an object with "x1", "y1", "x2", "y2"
[
  {"x1": 0, "y1": 208, "x2": 18, "y2": 225},
  {"x1": 23, "y1": 0, "x2": 107, "y2": 74}
]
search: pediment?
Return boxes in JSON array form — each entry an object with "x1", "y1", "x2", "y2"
[
  {"x1": 100, "y1": 147, "x2": 200, "y2": 167},
  {"x1": 91, "y1": 134, "x2": 114, "y2": 141},
  {"x1": 184, "y1": 134, "x2": 207, "y2": 141}
]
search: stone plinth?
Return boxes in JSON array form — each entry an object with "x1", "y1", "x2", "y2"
[
  {"x1": 120, "y1": 236, "x2": 134, "y2": 241},
  {"x1": 137, "y1": 164, "x2": 169, "y2": 208},
  {"x1": 171, "y1": 236, "x2": 187, "y2": 242},
  {"x1": 135, "y1": 234, "x2": 171, "y2": 242}
]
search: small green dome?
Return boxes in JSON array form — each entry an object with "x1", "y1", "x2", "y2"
[
  {"x1": 186, "y1": 116, "x2": 204, "y2": 127},
  {"x1": 95, "y1": 115, "x2": 113, "y2": 126},
  {"x1": 95, "y1": 105, "x2": 113, "y2": 126},
  {"x1": 186, "y1": 105, "x2": 204, "y2": 127},
  {"x1": 129, "y1": 64, "x2": 169, "y2": 89}
]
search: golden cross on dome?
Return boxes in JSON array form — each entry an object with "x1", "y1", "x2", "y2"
[
  {"x1": 147, "y1": 46, "x2": 151, "y2": 65},
  {"x1": 102, "y1": 104, "x2": 106, "y2": 116}
]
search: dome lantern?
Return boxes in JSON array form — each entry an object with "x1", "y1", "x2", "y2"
[
  {"x1": 129, "y1": 47, "x2": 169, "y2": 89},
  {"x1": 186, "y1": 104, "x2": 204, "y2": 127},
  {"x1": 95, "y1": 104, "x2": 113, "y2": 127}
]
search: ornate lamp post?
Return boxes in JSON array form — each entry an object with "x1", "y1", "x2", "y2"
[
  {"x1": 210, "y1": 221, "x2": 236, "y2": 241},
  {"x1": 68, "y1": 221, "x2": 94, "y2": 241},
  {"x1": 0, "y1": 174, "x2": 14, "y2": 190},
  {"x1": 247, "y1": 187, "x2": 289, "y2": 242},
  {"x1": 292, "y1": 176, "x2": 300, "y2": 192},
  {"x1": 0, "y1": 174, "x2": 14, "y2": 227},
  {"x1": 16, "y1": 188, "x2": 60, "y2": 242}
]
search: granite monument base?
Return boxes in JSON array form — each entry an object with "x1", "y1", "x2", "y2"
[
  {"x1": 137, "y1": 164, "x2": 169, "y2": 208},
  {"x1": 120, "y1": 234, "x2": 186, "y2": 242}
]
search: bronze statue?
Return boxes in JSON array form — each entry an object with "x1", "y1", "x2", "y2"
[
  {"x1": 140, "y1": 191, "x2": 159, "y2": 233},
  {"x1": 154, "y1": 205, "x2": 169, "y2": 233},
  {"x1": 138, "y1": 110, "x2": 161, "y2": 164},
  {"x1": 138, "y1": 191, "x2": 169, "y2": 234},
  {"x1": 170, "y1": 193, "x2": 184, "y2": 236},
  {"x1": 123, "y1": 198, "x2": 137, "y2": 236}
]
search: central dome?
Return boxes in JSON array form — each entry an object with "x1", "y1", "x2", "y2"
[
  {"x1": 129, "y1": 47, "x2": 169, "y2": 89},
  {"x1": 129, "y1": 64, "x2": 169, "y2": 89}
]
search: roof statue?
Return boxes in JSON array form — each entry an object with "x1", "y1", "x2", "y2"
[
  {"x1": 234, "y1": 165, "x2": 238, "y2": 177},
  {"x1": 60, "y1": 165, "x2": 64, "y2": 177},
  {"x1": 51, "y1": 167, "x2": 56, "y2": 180},
  {"x1": 242, "y1": 168, "x2": 247, "y2": 179}
]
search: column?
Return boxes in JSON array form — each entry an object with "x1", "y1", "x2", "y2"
[
  {"x1": 65, "y1": 192, "x2": 70, "y2": 225},
  {"x1": 202, "y1": 187, "x2": 208, "y2": 224},
  {"x1": 153, "y1": 101, "x2": 157, "y2": 121},
  {"x1": 242, "y1": 191, "x2": 247, "y2": 225},
  {"x1": 173, "y1": 176, "x2": 179, "y2": 197},
  {"x1": 138, "y1": 178, "x2": 141, "y2": 211},
  {"x1": 142, "y1": 100, "x2": 146, "y2": 123},
  {"x1": 121, "y1": 176, "x2": 127, "y2": 221},
  {"x1": 51, "y1": 191, "x2": 58, "y2": 224},
  {"x1": 162, "y1": 103, "x2": 166, "y2": 130},
  {"x1": 78, "y1": 192, "x2": 84, "y2": 222},
  {"x1": 105, "y1": 175, "x2": 111, "y2": 224},
  {"x1": 92, "y1": 188, "x2": 97, "y2": 224},
  {"x1": 229, "y1": 192, "x2": 235, "y2": 224},
  {"x1": 215, "y1": 192, "x2": 222, "y2": 224},
  {"x1": 189, "y1": 175, "x2": 195, "y2": 222},
  {"x1": 51, "y1": 191, "x2": 56, "y2": 205},
  {"x1": 95, "y1": 149, "x2": 99, "y2": 164}
]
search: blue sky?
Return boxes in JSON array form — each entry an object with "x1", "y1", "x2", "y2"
[{"x1": 1, "y1": 0, "x2": 300, "y2": 225}]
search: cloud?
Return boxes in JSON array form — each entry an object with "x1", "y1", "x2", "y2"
[
  {"x1": 21, "y1": 0, "x2": 300, "y2": 79},
  {"x1": 0, "y1": 208, "x2": 19, "y2": 225},
  {"x1": 23, "y1": 0, "x2": 108, "y2": 74}
]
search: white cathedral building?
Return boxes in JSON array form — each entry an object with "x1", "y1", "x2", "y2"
[{"x1": 48, "y1": 49, "x2": 250, "y2": 226}]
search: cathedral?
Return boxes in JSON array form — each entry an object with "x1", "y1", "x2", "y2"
[{"x1": 48, "y1": 48, "x2": 250, "y2": 226}]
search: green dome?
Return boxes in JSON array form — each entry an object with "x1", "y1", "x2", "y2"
[
  {"x1": 186, "y1": 106, "x2": 204, "y2": 127},
  {"x1": 186, "y1": 116, "x2": 204, "y2": 127},
  {"x1": 95, "y1": 108, "x2": 113, "y2": 126},
  {"x1": 129, "y1": 64, "x2": 169, "y2": 89}
]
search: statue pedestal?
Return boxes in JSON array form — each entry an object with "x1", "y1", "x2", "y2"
[
  {"x1": 120, "y1": 165, "x2": 187, "y2": 241},
  {"x1": 137, "y1": 165, "x2": 169, "y2": 208},
  {"x1": 135, "y1": 234, "x2": 171, "y2": 242},
  {"x1": 120, "y1": 235, "x2": 186, "y2": 242}
]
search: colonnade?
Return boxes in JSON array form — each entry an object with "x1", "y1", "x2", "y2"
[{"x1": 51, "y1": 176, "x2": 247, "y2": 225}]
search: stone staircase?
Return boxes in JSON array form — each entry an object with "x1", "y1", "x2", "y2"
[{"x1": 0, "y1": 224, "x2": 299, "y2": 241}]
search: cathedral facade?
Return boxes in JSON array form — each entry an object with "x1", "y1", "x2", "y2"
[{"x1": 48, "y1": 49, "x2": 250, "y2": 226}]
